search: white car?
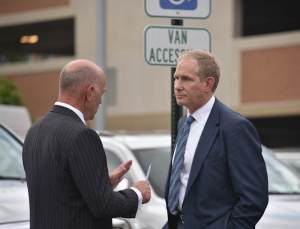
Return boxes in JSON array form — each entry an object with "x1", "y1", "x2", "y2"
[
  {"x1": 100, "y1": 133, "x2": 300, "y2": 229},
  {"x1": 1, "y1": 125, "x2": 300, "y2": 229},
  {"x1": 101, "y1": 133, "x2": 169, "y2": 229},
  {"x1": 0, "y1": 124, "x2": 28, "y2": 229},
  {"x1": 274, "y1": 148, "x2": 300, "y2": 175},
  {"x1": 0, "y1": 125, "x2": 131, "y2": 229},
  {"x1": 257, "y1": 147, "x2": 300, "y2": 229}
]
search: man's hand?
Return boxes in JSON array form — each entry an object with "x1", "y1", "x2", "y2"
[
  {"x1": 109, "y1": 160, "x2": 132, "y2": 189},
  {"x1": 133, "y1": 181, "x2": 151, "y2": 204}
]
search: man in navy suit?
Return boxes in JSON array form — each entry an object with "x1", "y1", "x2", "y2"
[
  {"x1": 23, "y1": 59, "x2": 151, "y2": 229},
  {"x1": 164, "y1": 50, "x2": 268, "y2": 229}
]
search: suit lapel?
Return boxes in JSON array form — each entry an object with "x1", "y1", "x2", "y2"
[{"x1": 183, "y1": 100, "x2": 220, "y2": 204}]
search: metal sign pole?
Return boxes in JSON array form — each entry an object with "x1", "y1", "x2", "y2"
[
  {"x1": 144, "y1": 1, "x2": 211, "y2": 151},
  {"x1": 171, "y1": 18, "x2": 183, "y2": 152},
  {"x1": 95, "y1": 0, "x2": 107, "y2": 131}
]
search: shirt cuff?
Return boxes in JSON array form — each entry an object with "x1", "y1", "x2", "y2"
[{"x1": 130, "y1": 187, "x2": 142, "y2": 209}]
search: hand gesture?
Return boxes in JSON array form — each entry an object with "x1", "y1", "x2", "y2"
[{"x1": 109, "y1": 160, "x2": 132, "y2": 189}]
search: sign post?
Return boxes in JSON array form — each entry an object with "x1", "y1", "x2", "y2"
[
  {"x1": 144, "y1": 24, "x2": 211, "y2": 150},
  {"x1": 144, "y1": 0, "x2": 211, "y2": 151},
  {"x1": 171, "y1": 19, "x2": 183, "y2": 152}
]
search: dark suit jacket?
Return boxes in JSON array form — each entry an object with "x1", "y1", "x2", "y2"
[
  {"x1": 164, "y1": 99, "x2": 268, "y2": 229},
  {"x1": 23, "y1": 105, "x2": 138, "y2": 229}
]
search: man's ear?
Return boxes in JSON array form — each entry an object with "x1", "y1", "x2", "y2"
[
  {"x1": 205, "y1": 76, "x2": 215, "y2": 92},
  {"x1": 86, "y1": 85, "x2": 95, "y2": 102}
]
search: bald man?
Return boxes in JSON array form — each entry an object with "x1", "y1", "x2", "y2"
[{"x1": 23, "y1": 60, "x2": 151, "y2": 229}]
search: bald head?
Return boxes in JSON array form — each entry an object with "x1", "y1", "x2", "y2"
[
  {"x1": 59, "y1": 59, "x2": 105, "y2": 96},
  {"x1": 58, "y1": 59, "x2": 107, "y2": 121}
]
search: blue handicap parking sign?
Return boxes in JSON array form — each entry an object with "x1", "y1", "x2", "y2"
[{"x1": 160, "y1": 0, "x2": 197, "y2": 10}]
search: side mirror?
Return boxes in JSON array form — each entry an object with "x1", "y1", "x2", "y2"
[{"x1": 114, "y1": 178, "x2": 129, "y2": 191}]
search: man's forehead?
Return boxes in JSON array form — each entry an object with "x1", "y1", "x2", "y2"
[
  {"x1": 177, "y1": 56, "x2": 197, "y2": 65},
  {"x1": 176, "y1": 58, "x2": 198, "y2": 71}
]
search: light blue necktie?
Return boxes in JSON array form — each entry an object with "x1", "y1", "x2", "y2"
[{"x1": 168, "y1": 115, "x2": 195, "y2": 214}]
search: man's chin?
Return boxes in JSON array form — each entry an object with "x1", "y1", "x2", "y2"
[
  {"x1": 176, "y1": 101, "x2": 184, "y2": 106},
  {"x1": 175, "y1": 99, "x2": 185, "y2": 106}
]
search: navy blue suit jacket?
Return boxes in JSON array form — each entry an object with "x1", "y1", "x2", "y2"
[{"x1": 164, "y1": 99, "x2": 268, "y2": 229}]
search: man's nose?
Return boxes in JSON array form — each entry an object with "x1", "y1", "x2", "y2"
[{"x1": 174, "y1": 79, "x2": 182, "y2": 91}]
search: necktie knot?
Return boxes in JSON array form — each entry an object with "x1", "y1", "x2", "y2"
[{"x1": 185, "y1": 115, "x2": 195, "y2": 127}]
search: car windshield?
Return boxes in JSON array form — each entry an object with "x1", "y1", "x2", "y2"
[
  {"x1": 133, "y1": 146, "x2": 300, "y2": 198},
  {"x1": 263, "y1": 148, "x2": 300, "y2": 194},
  {"x1": 133, "y1": 147, "x2": 171, "y2": 198},
  {"x1": 288, "y1": 161, "x2": 300, "y2": 175},
  {"x1": 0, "y1": 127, "x2": 25, "y2": 179}
]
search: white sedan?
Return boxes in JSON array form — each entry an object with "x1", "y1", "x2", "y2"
[
  {"x1": 0, "y1": 125, "x2": 131, "y2": 229},
  {"x1": 1, "y1": 125, "x2": 300, "y2": 229},
  {"x1": 101, "y1": 133, "x2": 300, "y2": 229}
]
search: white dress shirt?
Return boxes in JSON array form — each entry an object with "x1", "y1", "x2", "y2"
[
  {"x1": 175, "y1": 96, "x2": 215, "y2": 209},
  {"x1": 54, "y1": 101, "x2": 86, "y2": 125},
  {"x1": 54, "y1": 101, "x2": 143, "y2": 209}
]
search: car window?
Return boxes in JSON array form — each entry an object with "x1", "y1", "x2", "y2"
[
  {"x1": 132, "y1": 145, "x2": 300, "y2": 197},
  {"x1": 105, "y1": 149, "x2": 123, "y2": 172},
  {"x1": 132, "y1": 147, "x2": 171, "y2": 198},
  {"x1": 0, "y1": 127, "x2": 25, "y2": 178},
  {"x1": 288, "y1": 161, "x2": 300, "y2": 175},
  {"x1": 263, "y1": 149, "x2": 300, "y2": 194},
  {"x1": 105, "y1": 149, "x2": 133, "y2": 186},
  {"x1": 280, "y1": 159, "x2": 300, "y2": 175}
]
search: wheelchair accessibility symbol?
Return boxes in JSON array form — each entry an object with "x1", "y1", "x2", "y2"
[{"x1": 160, "y1": 0, "x2": 197, "y2": 10}]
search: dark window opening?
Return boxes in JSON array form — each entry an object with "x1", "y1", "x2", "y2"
[
  {"x1": 241, "y1": 0, "x2": 300, "y2": 36},
  {"x1": 0, "y1": 18, "x2": 74, "y2": 64},
  {"x1": 250, "y1": 116, "x2": 300, "y2": 148}
]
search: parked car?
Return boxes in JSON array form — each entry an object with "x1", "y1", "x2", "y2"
[
  {"x1": 257, "y1": 147, "x2": 300, "y2": 229},
  {"x1": 0, "y1": 105, "x2": 31, "y2": 140},
  {"x1": 274, "y1": 148, "x2": 300, "y2": 175},
  {"x1": 101, "y1": 133, "x2": 300, "y2": 229},
  {"x1": 0, "y1": 124, "x2": 131, "y2": 229},
  {"x1": 1, "y1": 124, "x2": 300, "y2": 229},
  {"x1": 0, "y1": 124, "x2": 28, "y2": 229},
  {"x1": 101, "y1": 133, "x2": 169, "y2": 229}
]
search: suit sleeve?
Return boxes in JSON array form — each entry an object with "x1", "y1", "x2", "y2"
[
  {"x1": 68, "y1": 128, "x2": 138, "y2": 218},
  {"x1": 225, "y1": 119, "x2": 268, "y2": 229}
]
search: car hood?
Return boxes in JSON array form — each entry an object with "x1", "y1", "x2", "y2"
[
  {"x1": 257, "y1": 194, "x2": 300, "y2": 229},
  {"x1": 0, "y1": 181, "x2": 29, "y2": 223}
]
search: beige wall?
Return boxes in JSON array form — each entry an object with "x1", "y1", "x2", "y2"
[
  {"x1": 106, "y1": 0, "x2": 238, "y2": 116},
  {"x1": 105, "y1": 0, "x2": 239, "y2": 130},
  {"x1": 5, "y1": 71, "x2": 59, "y2": 119},
  {"x1": 0, "y1": 0, "x2": 69, "y2": 14},
  {"x1": 106, "y1": 0, "x2": 170, "y2": 116},
  {"x1": 107, "y1": 113, "x2": 170, "y2": 131},
  {"x1": 1, "y1": 0, "x2": 300, "y2": 130}
]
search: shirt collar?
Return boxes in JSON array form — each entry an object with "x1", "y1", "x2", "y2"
[
  {"x1": 188, "y1": 96, "x2": 215, "y2": 122},
  {"x1": 54, "y1": 101, "x2": 86, "y2": 125}
]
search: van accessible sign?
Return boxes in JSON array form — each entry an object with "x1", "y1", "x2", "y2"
[{"x1": 144, "y1": 25, "x2": 211, "y2": 66}]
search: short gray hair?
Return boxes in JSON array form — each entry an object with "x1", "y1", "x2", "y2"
[{"x1": 178, "y1": 50, "x2": 220, "y2": 91}]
